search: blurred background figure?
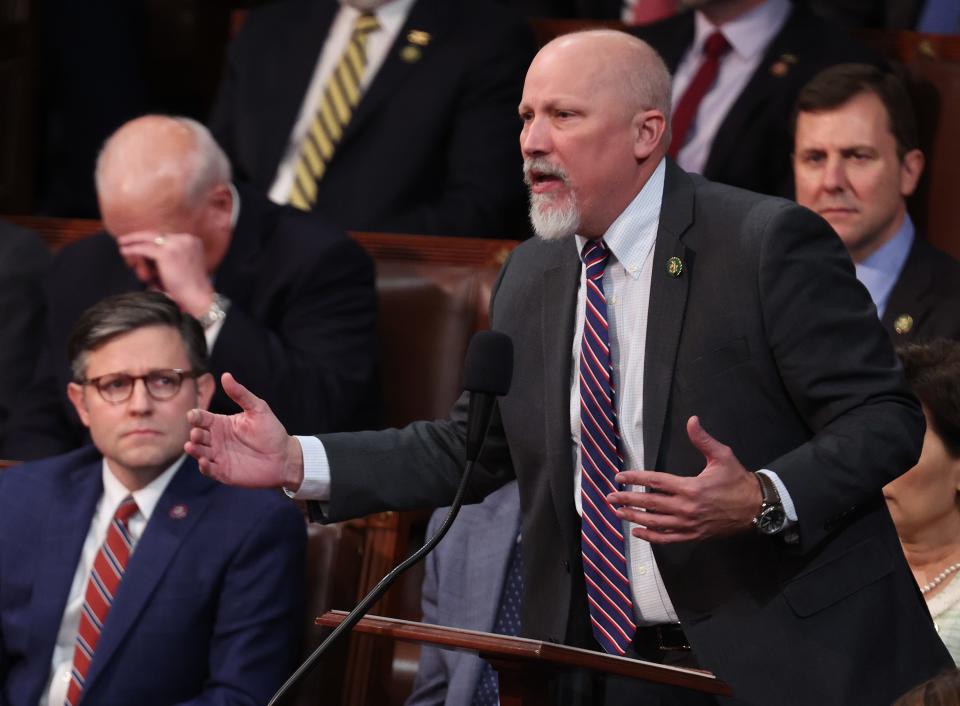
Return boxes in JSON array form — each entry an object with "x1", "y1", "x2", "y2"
[
  {"x1": 893, "y1": 668, "x2": 960, "y2": 706},
  {"x1": 3, "y1": 115, "x2": 379, "y2": 460},
  {"x1": 885, "y1": 340, "x2": 960, "y2": 665},
  {"x1": 0, "y1": 219, "x2": 49, "y2": 449},
  {"x1": 406, "y1": 481, "x2": 521, "y2": 706},
  {"x1": 209, "y1": 0, "x2": 534, "y2": 238},
  {"x1": 793, "y1": 63, "x2": 960, "y2": 343},
  {"x1": 632, "y1": 0, "x2": 881, "y2": 197}
]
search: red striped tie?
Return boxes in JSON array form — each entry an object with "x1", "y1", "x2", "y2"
[
  {"x1": 65, "y1": 496, "x2": 138, "y2": 706},
  {"x1": 579, "y1": 240, "x2": 637, "y2": 655}
]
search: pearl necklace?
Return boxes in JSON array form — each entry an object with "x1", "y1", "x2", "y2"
[{"x1": 921, "y1": 562, "x2": 960, "y2": 595}]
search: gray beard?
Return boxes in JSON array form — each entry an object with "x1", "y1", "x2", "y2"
[{"x1": 529, "y1": 193, "x2": 581, "y2": 241}]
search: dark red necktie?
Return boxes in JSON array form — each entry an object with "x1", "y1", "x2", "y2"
[
  {"x1": 65, "y1": 496, "x2": 138, "y2": 706},
  {"x1": 668, "y1": 31, "x2": 731, "y2": 159}
]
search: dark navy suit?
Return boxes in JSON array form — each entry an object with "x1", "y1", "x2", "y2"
[{"x1": 0, "y1": 447, "x2": 306, "y2": 706}]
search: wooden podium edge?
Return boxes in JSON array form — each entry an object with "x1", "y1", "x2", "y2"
[{"x1": 317, "y1": 610, "x2": 733, "y2": 697}]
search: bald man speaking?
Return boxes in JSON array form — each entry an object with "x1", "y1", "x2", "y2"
[
  {"x1": 4, "y1": 115, "x2": 380, "y2": 460},
  {"x1": 186, "y1": 32, "x2": 951, "y2": 705}
]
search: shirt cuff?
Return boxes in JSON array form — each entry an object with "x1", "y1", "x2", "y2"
[
  {"x1": 283, "y1": 436, "x2": 332, "y2": 501},
  {"x1": 203, "y1": 312, "x2": 227, "y2": 352},
  {"x1": 757, "y1": 468, "x2": 799, "y2": 543}
]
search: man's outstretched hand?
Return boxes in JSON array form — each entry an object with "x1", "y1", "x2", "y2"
[
  {"x1": 185, "y1": 373, "x2": 304, "y2": 491},
  {"x1": 606, "y1": 416, "x2": 763, "y2": 543}
]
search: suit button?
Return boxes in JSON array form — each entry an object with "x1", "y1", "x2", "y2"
[{"x1": 561, "y1": 559, "x2": 570, "y2": 572}]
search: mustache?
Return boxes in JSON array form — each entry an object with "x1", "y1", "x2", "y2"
[{"x1": 523, "y1": 158, "x2": 571, "y2": 188}]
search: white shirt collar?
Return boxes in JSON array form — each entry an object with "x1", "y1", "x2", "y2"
[
  {"x1": 101, "y1": 454, "x2": 187, "y2": 522},
  {"x1": 693, "y1": 0, "x2": 791, "y2": 62},
  {"x1": 575, "y1": 158, "x2": 666, "y2": 280}
]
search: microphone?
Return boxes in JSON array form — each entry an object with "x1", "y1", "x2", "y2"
[
  {"x1": 464, "y1": 330, "x2": 513, "y2": 462},
  {"x1": 268, "y1": 330, "x2": 513, "y2": 705}
]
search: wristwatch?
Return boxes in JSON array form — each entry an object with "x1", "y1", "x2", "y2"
[
  {"x1": 752, "y1": 472, "x2": 787, "y2": 536},
  {"x1": 198, "y1": 293, "x2": 230, "y2": 330}
]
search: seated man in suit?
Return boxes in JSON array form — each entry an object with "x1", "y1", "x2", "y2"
[
  {"x1": 405, "y1": 481, "x2": 522, "y2": 706},
  {"x1": 0, "y1": 291, "x2": 306, "y2": 706},
  {"x1": 792, "y1": 63, "x2": 960, "y2": 342},
  {"x1": 0, "y1": 220, "x2": 50, "y2": 449},
  {"x1": 631, "y1": 0, "x2": 880, "y2": 197},
  {"x1": 4, "y1": 114, "x2": 379, "y2": 460},
  {"x1": 208, "y1": 0, "x2": 534, "y2": 238}
]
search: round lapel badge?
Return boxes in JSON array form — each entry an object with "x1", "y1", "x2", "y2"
[
  {"x1": 666, "y1": 256, "x2": 684, "y2": 278},
  {"x1": 893, "y1": 313, "x2": 914, "y2": 335},
  {"x1": 169, "y1": 503, "x2": 188, "y2": 520}
]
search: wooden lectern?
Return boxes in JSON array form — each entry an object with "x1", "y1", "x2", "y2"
[{"x1": 318, "y1": 611, "x2": 732, "y2": 706}]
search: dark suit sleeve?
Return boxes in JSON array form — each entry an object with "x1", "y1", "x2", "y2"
[
  {"x1": 756, "y1": 205, "x2": 924, "y2": 551},
  {"x1": 178, "y1": 501, "x2": 306, "y2": 706},
  {"x1": 404, "y1": 509, "x2": 449, "y2": 706},
  {"x1": 0, "y1": 227, "x2": 51, "y2": 449},
  {"x1": 211, "y1": 234, "x2": 378, "y2": 435}
]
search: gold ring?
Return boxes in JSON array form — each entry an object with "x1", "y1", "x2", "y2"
[{"x1": 154, "y1": 235, "x2": 167, "y2": 246}]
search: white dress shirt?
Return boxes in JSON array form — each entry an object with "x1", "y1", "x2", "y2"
[
  {"x1": 42, "y1": 457, "x2": 186, "y2": 706},
  {"x1": 268, "y1": 0, "x2": 416, "y2": 204},
  {"x1": 672, "y1": 0, "x2": 791, "y2": 174}
]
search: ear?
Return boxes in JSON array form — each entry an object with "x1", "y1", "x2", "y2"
[
  {"x1": 633, "y1": 109, "x2": 667, "y2": 161},
  {"x1": 67, "y1": 382, "x2": 92, "y2": 428},
  {"x1": 195, "y1": 372, "x2": 216, "y2": 411},
  {"x1": 899, "y1": 148, "x2": 924, "y2": 197}
]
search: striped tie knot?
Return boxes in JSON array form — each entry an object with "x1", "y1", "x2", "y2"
[
  {"x1": 581, "y1": 239, "x2": 611, "y2": 282},
  {"x1": 114, "y1": 496, "x2": 138, "y2": 525},
  {"x1": 353, "y1": 12, "x2": 380, "y2": 40}
]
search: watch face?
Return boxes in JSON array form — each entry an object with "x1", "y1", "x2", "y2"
[{"x1": 756, "y1": 505, "x2": 787, "y2": 535}]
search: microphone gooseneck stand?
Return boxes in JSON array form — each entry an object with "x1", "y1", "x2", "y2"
[{"x1": 267, "y1": 455, "x2": 484, "y2": 706}]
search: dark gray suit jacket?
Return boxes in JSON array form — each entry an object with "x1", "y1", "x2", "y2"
[
  {"x1": 318, "y1": 162, "x2": 951, "y2": 704},
  {"x1": 406, "y1": 481, "x2": 521, "y2": 706}
]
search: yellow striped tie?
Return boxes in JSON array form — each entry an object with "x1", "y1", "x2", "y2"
[{"x1": 289, "y1": 12, "x2": 380, "y2": 210}]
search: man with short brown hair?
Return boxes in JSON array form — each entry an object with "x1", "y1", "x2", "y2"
[{"x1": 793, "y1": 63, "x2": 960, "y2": 342}]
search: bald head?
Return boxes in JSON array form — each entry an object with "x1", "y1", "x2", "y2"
[
  {"x1": 536, "y1": 31, "x2": 672, "y2": 126},
  {"x1": 520, "y1": 31, "x2": 671, "y2": 239},
  {"x1": 96, "y1": 116, "x2": 231, "y2": 220}
]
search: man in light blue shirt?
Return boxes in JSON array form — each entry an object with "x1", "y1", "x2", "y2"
[{"x1": 794, "y1": 63, "x2": 960, "y2": 342}]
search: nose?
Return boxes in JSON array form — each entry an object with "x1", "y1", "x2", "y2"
[
  {"x1": 520, "y1": 115, "x2": 551, "y2": 158},
  {"x1": 821, "y1": 154, "x2": 847, "y2": 194},
  {"x1": 127, "y1": 378, "x2": 154, "y2": 415}
]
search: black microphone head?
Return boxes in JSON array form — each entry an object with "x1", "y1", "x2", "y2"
[{"x1": 463, "y1": 330, "x2": 513, "y2": 396}]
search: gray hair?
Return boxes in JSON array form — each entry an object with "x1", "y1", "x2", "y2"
[
  {"x1": 94, "y1": 115, "x2": 232, "y2": 209},
  {"x1": 68, "y1": 291, "x2": 208, "y2": 381}
]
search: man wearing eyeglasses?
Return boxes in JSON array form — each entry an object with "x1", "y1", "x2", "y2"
[{"x1": 0, "y1": 291, "x2": 306, "y2": 706}]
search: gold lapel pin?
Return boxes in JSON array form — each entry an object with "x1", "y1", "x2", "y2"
[
  {"x1": 666, "y1": 256, "x2": 684, "y2": 278},
  {"x1": 894, "y1": 313, "x2": 914, "y2": 335},
  {"x1": 407, "y1": 29, "x2": 431, "y2": 46},
  {"x1": 400, "y1": 45, "x2": 422, "y2": 63},
  {"x1": 770, "y1": 53, "x2": 797, "y2": 78}
]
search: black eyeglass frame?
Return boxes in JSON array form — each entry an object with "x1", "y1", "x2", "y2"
[{"x1": 78, "y1": 368, "x2": 205, "y2": 404}]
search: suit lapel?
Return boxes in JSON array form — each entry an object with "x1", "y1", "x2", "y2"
[
  {"x1": 339, "y1": 0, "x2": 447, "y2": 149},
  {"x1": 541, "y1": 244, "x2": 581, "y2": 553},
  {"x1": 643, "y1": 163, "x2": 695, "y2": 469},
  {"x1": 703, "y1": 7, "x2": 801, "y2": 175},
  {"x1": 83, "y1": 459, "x2": 214, "y2": 693},
  {"x1": 29, "y1": 452, "x2": 104, "y2": 666},
  {"x1": 881, "y1": 239, "x2": 934, "y2": 335}
]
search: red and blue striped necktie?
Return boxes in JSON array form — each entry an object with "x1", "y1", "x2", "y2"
[
  {"x1": 65, "y1": 495, "x2": 139, "y2": 706},
  {"x1": 579, "y1": 239, "x2": 637, "y2": 655}
]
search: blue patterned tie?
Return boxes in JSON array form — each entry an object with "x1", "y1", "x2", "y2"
[
  {"x1": 472, "y1": 532, "x2": 523, "y2": 706},
  {"x1": 579, "y1": 239, "x2": 636, "y2": 655}
]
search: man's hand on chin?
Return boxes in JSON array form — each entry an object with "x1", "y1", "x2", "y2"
[
  {"x1": 185, "y1": 372, "x2": 304, "y2": 491},
  {"x1": 606, "y1": 416, "x2": 763, "y2": 544}
]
